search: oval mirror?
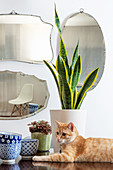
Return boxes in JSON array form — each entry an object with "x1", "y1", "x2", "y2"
[
  {"x1": 0, "y1": 11, "x2": 53, "y2": 63},
  {"x1": 0, "y1": 70, "x2": 49, "y2": 120},
  {"x1": 57, "y1": 11, "x2": 105, "y2": 90}
]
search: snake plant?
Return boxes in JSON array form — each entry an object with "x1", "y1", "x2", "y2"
[{"x1": 44, "y1": 6, "x2": 99, "y2": 109}]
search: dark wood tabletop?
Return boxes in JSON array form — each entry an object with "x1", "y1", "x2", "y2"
[
  {"x1": 1, "y1": 161, "x2": 113, "y2": 170},
  {"x1": 1, "y1": 152, "x2": 113, "y2": 170}
]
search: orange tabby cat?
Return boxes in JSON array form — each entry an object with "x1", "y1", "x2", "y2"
[{"x1": 33, "y1": 121, "x2": 113, "y2": 163}]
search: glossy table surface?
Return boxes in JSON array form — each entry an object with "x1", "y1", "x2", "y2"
[
  {"x1": 1, "y1": 161, "x2": 113, "y2": 170},
  {"x1": 1, "y1": 152, "x2": 113, "y2": 170}
]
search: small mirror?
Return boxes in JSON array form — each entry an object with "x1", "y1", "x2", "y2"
[
  {"x1": 0, "y1": 11, "x2": 53, "y2": 63},
  {"x1": 57, "y1": 11, "x2": 105, "y2": 90},
  {"x1": 0, "y1": 71, "x2": 49, "y2": 120}
]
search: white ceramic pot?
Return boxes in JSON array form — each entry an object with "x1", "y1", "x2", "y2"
[{"x1": 50, "y1": 109, "x2": 87, "y2": 152}]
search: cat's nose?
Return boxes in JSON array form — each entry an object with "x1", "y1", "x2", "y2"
[
  {"x1": 57, "y1": 138, "x2": 60, "y2": 142},
  {"x1": 57, "y1": 138, "x2": 61, "y2": 143}
]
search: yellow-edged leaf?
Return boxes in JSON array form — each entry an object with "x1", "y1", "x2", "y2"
[
  {"x1": 56, "y1": 55, "x2": 73, "y2": 109},
  {"x1": 75, "y1": 68, "x2": 99, "y2": 109},
  {"x1": 44, "y1": 60, "x2": 64, "y2": 108},
  {"x1": 70, "y1": 55, "x2": 82, "y2": 93}
]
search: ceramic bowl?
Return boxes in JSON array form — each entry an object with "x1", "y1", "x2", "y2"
[
  {"x1": 0, "y1": 132, "x2": 22, "y2": 164},
  {"x1": 20, "y1": 139, "x2": 39, "y2": 156},
  {"x1": 29, "y1": 103, "x2": 38, "y2": 114}
]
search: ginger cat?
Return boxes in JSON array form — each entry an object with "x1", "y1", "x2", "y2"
[{"x1": 33, "y1": 121, "x2": 113, "y2": 163}]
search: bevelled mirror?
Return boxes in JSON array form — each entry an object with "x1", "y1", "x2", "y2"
[
  {"x1": 0, "y1": 71, "x2": 49, "y2": 120},
  {"x1": 57, "y1": 10, "x2": 105, "y2": 90},
  {"x1": 0, "y1": 11, "x2": 53, "y2": 63}
]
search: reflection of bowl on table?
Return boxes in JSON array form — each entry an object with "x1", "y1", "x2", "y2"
[
  {"x1": 0, "y1": 132, "x2": 22, "y2": 164},
  {"x1": 29, "y1": 103, "x2": 38, "y2": 113},
  {"x1": 20, "y1": 139, "x2": 39, "y2": 156}
]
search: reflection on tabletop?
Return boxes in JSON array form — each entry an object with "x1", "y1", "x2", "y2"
[
  {"x1": 1, "y1": 153, "x2": 113, "y2": 170},
  {"x1": 2, "y1": 161, "x2": 113, "y2": 170},
  {"x1": 32, "y1": 162, "x2": 113, "y2": 170}
]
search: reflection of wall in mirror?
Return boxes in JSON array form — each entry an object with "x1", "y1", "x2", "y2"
[
  {"x1": 0, "y1": 16, "x2": 53, "y2": 62},
  {"x1": 62, "y1": 25, "x2": 105, "y2": 87}
]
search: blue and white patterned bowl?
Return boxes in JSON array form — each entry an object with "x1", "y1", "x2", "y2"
[
  {"x1": 20, "y1": 139, "x2": 39, "y2": 156},
  {"x1": 0, "y1": 132, "x2": 22, "y2": 163},
  {"x1": 29, "y1": 103, "x2": 38, "y2": 113}
]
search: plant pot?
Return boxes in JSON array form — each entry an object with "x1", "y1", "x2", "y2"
[
  {"x1": 31, "y1": 132, "x2": 51, "y2": 152},
  {"x1": 50, "y1": 109, "x2": 87, "y2": 152}
]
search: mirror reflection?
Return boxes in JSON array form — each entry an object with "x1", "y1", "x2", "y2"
[
  {"x1": 58, "y1": 11, "x2": 105, "y2": 90},
  {"x1": 0, "y1": 12, "x2": 53, "y2": 63},
  {"x1": 0, "y1": 71, "x2": 49, "y2": 120}
]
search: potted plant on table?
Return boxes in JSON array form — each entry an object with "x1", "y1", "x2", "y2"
[
  {"x1": 28, "y1": 120, "x2": 52, "y2": 152},
  {"x1": 44, "y1": 6, "x2": 99, "y2": 152}
]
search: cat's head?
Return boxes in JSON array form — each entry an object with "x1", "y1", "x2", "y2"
[{"x1": 55, "y1": 120, "x2": 79, "y2": 144}]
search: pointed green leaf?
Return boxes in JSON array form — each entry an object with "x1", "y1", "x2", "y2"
[
  {"x1": 44, "y1": 60, "x2": 64, "y2": 108},
  {"x1": 77, "y1": 93, "x2": 87, "y2": 109},
  {"x1": 52, "y1": 62, "x2": 64, "y2": 108},
  {"x1": 55, "y1": 5, "x2": 69, "y2": 74},
  {"x1": 62, "y1": 83, "x2": 73, "y2": 109},
  {"x1": 59, "y1": 36, "x2": 68, "y2": 66},
  {"x1": 59, "y1": 37, "x2": 69, "y2": 82},
  {"x1": 75, "y1": 68, "x2": 99, "y2": 109},
  {"x1": 56, "y1": 55, "x2": 68, "y2": 85},
  {"x1": 44, "y1": 60, "x2": 59, "y2": 90},
  {"x1": 70, "y1": 42, "x2": 79, "y2": 75},
  {"x1": 55, "y1": 4, "x2": 61, "y2": 35},
  {"x1": 56, "y1": 55, "x2": 73, "y2": 109},
  {"x1": 58, "y1": 74, "x2": 65, "y2": 109},
  {"x1": 73, "y1": 87, "x2": 77, "y2": 108},
  {"x1": 70, "y1": 55, "x2": 82, "y2": 93}
]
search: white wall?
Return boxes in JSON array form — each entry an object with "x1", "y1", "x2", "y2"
[{"x1": 0, "y1": 0, "x2": 113, "y2": 139}]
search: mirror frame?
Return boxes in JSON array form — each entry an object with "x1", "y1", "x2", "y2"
[
  {"x1": 0, "y1": 10, "x2": 54, "y2": 63},
  {"x1": 0, "y1": 70, "x2": 50, "y2": 120},
  {"x1": 57, "y1": 10, "x2": 106, "y2": 91}
]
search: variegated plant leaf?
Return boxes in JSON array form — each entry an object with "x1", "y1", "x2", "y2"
[
  {"x1": 56, "y1": 55, "x2": 73, "y2": 109},
  {"x1": 73, "y1": 87, "x2": 77, "y2": 108},
  {"x1": 44, "y1": 60, "x2": 64, "y2": 108},
  {"x1": 70, "y1": 55, "x2": 82, "y2": 93},
  {"x1": 55, "y1": 4, "x2": 61, "y2": 35},
  {"x1": 75, "y1": 68, "x2": 99, "y2": 109},
  {"x1": 59, "y1": 36, "x2": 69, "y2": 69},
  {"x1": 70, "y1": 42, "x2": 79, "y2": 75},
  {"x1": 55, "y1": 4, "x2": 69, "y2": 80}
]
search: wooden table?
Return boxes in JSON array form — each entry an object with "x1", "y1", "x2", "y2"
[
  {"x1": 1, "y1": 152, "x2": 113, "y2": 170},
  {"x1": 1, "y1": 161, "x2": 113, "y2": 170}
]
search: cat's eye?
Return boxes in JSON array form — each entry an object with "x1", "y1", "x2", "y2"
[
  {"x1": 57, "y1": 131, "x2": 59, "y2": 135},
  {"x1": 62, "y1": 133, "x2": 66, "y2": 136}
]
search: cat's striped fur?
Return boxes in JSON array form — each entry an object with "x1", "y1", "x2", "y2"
[{"x1": 33, "y1": 121, "x2": 113, "y2": 163}]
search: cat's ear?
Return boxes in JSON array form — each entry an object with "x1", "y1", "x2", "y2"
[
  {"x1": 67, "y1": 122, "x2": 75, "y2": 132},
  {"x1": 55, "y1": 120, "x2": 61, "y2": 127}
]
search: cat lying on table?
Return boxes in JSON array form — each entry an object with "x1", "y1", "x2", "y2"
[{"x1": 33, "y1": 120, "x2": 113, "y2": 163}]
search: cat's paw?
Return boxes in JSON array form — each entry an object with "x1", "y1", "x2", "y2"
[
  {"x1": 32, "y1": 156, "x2": 45, "y2": 162},
  {"x1": 32, "y1": 156, "x2": 39, "y2": 161}
]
